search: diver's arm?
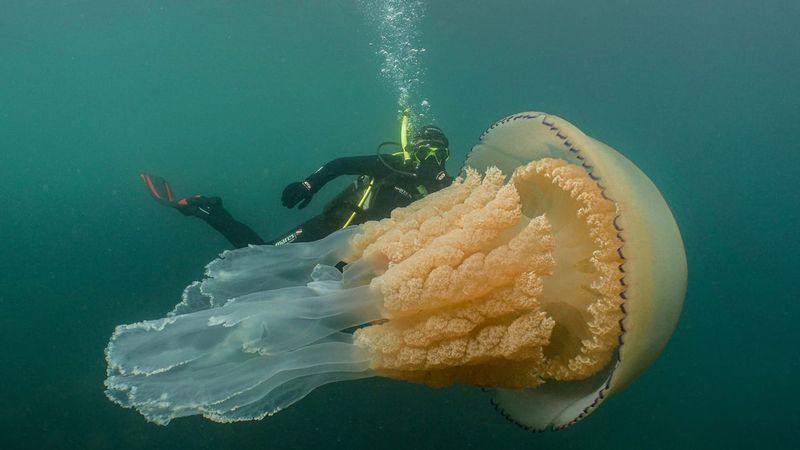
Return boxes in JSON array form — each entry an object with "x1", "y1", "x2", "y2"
[
  {"x1": 282, "y1": 155, "x2": 401, "y2": 209},
  {"x1": 304, "y1": 155, "x2": 395, "y2": 192}
]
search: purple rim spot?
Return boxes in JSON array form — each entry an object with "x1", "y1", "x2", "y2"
[{"x1": 613, "y1": 216, "x2": 622, "y2": 230}]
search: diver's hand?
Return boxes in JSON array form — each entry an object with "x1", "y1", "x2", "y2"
[{"x1": 282, "y1": 181, "x2": 314, "y2": 209}]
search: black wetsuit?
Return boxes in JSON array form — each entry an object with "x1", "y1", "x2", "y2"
[{"x1": 202, "y1": 154, "x2": 452, "y2": 248}]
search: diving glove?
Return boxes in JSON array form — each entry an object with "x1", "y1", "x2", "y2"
[{"x1": 281, "y1": 180, "x2": 314, "y2": 209}]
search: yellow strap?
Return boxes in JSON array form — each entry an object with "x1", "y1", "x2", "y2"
[
  {"x1": 400, "y1": 111, "x2": 410, "y2": 161},
  {"x1": 342, "y1": 178, "x2": 375, "y2": 228}
]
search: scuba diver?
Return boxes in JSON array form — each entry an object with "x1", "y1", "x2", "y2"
[{"x1": 141, "y1": 121, "x2": 453, "y2": 249}]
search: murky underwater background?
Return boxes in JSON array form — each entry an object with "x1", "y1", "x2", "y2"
[{"x1": 1, "y1": 0, "x2": 798, "y2": 449}]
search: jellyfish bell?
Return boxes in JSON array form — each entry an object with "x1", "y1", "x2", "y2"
[
  {"x1": 104, "y1": 112, "x2": 686, "y2": 430},
  {"x1": 461, "y1": 112, "x2": 688, "y2": 429}
]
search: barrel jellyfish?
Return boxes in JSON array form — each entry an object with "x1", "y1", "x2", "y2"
[{"x1": 105, "y1": 112, "x2": 687, "y2": 430}]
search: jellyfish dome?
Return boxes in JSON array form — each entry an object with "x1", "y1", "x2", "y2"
[{"x1": 105, "y1": 112, "x2": 687, "y2": 430}]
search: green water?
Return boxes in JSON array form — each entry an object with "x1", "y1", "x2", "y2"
[{"x1": 1, "y1": 1, "x2": 797, "y2": 449}]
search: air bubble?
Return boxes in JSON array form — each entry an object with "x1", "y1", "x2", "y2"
[{"x1": 359, "y1": 0, "x2": 434, "y2": 126}]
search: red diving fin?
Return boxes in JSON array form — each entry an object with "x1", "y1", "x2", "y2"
[{"x1": 140, "y1": 173, "x2": 177, "y2": 207}]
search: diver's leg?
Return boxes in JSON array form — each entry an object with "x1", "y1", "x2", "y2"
[
  {"x1": 141, "y1": 174, "x2": 264, "y2": 248},
  {"x1": 267, "y1": 214, "x2": 340, "y2": 245},
  {"x1": 160, "y1": 197, "x2": 266, "y2": 248},
  {"x1": 267, "y1": 214, "x2": 349, "y2": 271},
  {"x1": 193, "y1": 198, "x2": 266, "y2": 248}
]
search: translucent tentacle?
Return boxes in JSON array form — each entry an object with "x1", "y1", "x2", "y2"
[
  {"x1": 105, "y1": 227, "x2": 384, "y2": 425},
  {"x1": 172, "y1": 227, "x2": 361, "y2": 315}
]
